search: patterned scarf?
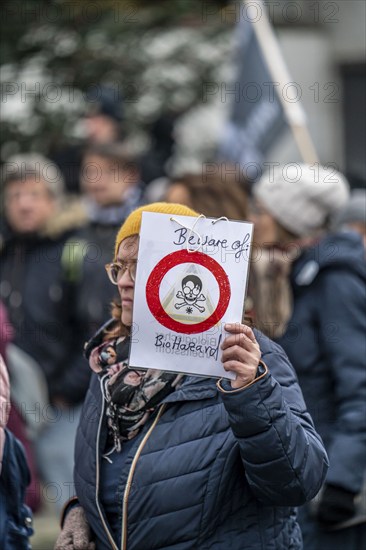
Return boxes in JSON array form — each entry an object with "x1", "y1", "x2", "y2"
[
  {"x1": 83, "y1": 185, "x2": 144, "y2": 226},
  {"x1": 89, "y1": 336, "x2": 183, "y2": 449}
]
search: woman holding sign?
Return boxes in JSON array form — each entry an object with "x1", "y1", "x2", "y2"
[{"x1": 55, "y1": 203, "x2": 328, "y2": 550}]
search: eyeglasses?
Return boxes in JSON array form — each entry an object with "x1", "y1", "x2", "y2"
[{"x1": 105, "y1": 261, "x2": 137, "y2": 284}]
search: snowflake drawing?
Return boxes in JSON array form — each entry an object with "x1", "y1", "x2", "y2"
[{"x1": 186, "y1": 307, "x2": 193, "y2": 314}]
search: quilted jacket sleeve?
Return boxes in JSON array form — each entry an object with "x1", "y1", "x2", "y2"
[{"x1": 218, "y1": 336, "x2": 329, "y2": 506}]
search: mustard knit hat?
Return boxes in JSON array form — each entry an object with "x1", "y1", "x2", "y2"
[{"x1": 114, "y1": 202, "x2": 199, "y2": 256}]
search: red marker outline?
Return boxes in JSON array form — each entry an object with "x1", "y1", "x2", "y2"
[{"x1": 146, "y1": 249, "x2": 231, "y2": 334}]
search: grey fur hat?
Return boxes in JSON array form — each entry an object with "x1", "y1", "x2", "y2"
[{"x1": 253, "y1": 164, "x2": 350, "y2": 237}]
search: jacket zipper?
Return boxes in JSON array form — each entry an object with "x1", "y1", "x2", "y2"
[
  {"x1": 95, "y1": 375, "x2": 119, "y2": 550},
  {"x1": 120, "y1": 403, "x2": 167, "y2": 550}
]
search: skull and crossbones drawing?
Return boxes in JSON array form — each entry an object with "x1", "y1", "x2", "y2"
[{"x1": 175, "y1": 275, "x2": 206, "y2": 313}]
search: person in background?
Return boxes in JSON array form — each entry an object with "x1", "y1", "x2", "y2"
[
  {"x1": 0, "y1": 154, "x2": 91, "y2": 510},
  {"x1": 0, "y1": 357, "x2": 10, "y2": 482},
  {"x1": 83, "y1": 87, "x2": 124, "y2": 146},
  {"x1": 250, "y1": 164, "x2": 366, "y2": 549},
  {"x1": 0, "y1": 300, "x2": 40, "y2": 512},
  {"x1": 0, "y1": 301, "x2": 13, "y2": 477},
  {"x1": 139, "y1": 113, "x2": 177, "y2": 186},
  {"x1": 0, "y1": 354, "x2": 34, "y2": 549},
  {"x1": 165, "y1": 171, "x2": 248, "y2": 220},
  {"x1": 51, "y1": 86, "x2": 124, "y2": 194},
  {"x1": 334, "y1": 188, "x2": 366, "y2": 246},
  {"x1": 74, "y1": 141, "x2": 144, "y2": 335},
  {"x1": 55, "y1": 202, "x2": 328, "y2": 550},
  {"x1": 1, "y1": 304, "x2": 33, "y2": 548}
]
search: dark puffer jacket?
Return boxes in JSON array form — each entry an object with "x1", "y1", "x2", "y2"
[
  {"x1": 71, "y1": 221, "x2": 122, "y2": 334},
  {"x1": 277, "y1": 231, "x2": 366, "y2": 547},
  {"x1": 72, "y1": 330, "x2": 328, "y2": 550},
  {"x1": 277, "y1": 231, "x2": 366, "y2": 494},
  {"x1": 0, "y1": 229, "x2": 91, "y2": 405}
]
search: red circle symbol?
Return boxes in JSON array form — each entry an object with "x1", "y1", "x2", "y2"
[{"x1": 146, "y1": 250, "x2": 231, "y2": 334}]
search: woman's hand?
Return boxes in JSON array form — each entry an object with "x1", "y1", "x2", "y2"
[
  {"x1": 221, "y1": 324, "x2": 261, "y2": 389},
  {"x1": 55, "y1": 506, "x2": 95, "y2": 550}
]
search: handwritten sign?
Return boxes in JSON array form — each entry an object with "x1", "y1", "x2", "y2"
[{"x1": 129, "y1": 212, "x2": 253, "y2": 379}]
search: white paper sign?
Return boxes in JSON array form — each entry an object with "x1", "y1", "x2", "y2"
[{"x1": 129, "y1": 212, "x2": 253, "y2": 379}]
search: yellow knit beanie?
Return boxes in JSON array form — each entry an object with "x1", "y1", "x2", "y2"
[{"x1": 114, "y1": 202, "x2": 199, "y2": 257}]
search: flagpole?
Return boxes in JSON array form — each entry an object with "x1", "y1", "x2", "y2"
[{"x1": 243, "y1": 0, "x2": 319, "y2": 164}]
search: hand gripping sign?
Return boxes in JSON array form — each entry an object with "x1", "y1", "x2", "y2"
[{"x1": 129, "y1": 212, "x2": 253, "y2": 379}]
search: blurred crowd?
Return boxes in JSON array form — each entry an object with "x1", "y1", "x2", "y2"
[{"x1": 1, "y1": 86, "x2": 365, "y2": 550}]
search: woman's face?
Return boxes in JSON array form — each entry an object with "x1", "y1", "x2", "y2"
[
  {"x1": 116, "y1": 235, "x2": 139, "y2": 327},
  {"x1": 81, "y1": 154, "x2": 133, "y2": 207}
]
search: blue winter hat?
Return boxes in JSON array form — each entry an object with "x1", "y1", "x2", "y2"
[{"x1": 85, "y1": 86, "x2": 124, "y2": 123}]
